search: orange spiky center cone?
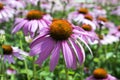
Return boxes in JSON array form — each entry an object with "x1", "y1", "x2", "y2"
[
  {"x1": 117, "y1": 26, "x2": 120, "y2": 31},
  {"x1": 82, "y1": 24, "x2": 92, "y2": 31},
  {"x1": 97, "y1": 16, "x2": 108, "y2": 22},
  {"x1": 26, "y1": 10, "x2": 45, "y2": 20},
  {"x1": 93, "y1": 68, "x2": 107, "y2": 79},
  {"x1": 97, "y1": 34, "x2": 104, "y2": 40},
  {"x1": 2, "y1": 45, "x2": 13, "y2": 55},
  {"x1": 84, "y1": 14, "x2": 93, "y2": 21},
  {"x1": 78, "y1": 8, "x2": 88, "y2": 14},
  {"x1": 50, "y1": 20, "x2": 72, "y2": 41},
  {"x1": 0, "y1": 3, "x2": 4, "y2": 10}
]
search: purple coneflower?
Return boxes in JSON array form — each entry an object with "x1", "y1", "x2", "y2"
[
  {"x1": 91, "y1": 6, "x2": 107, "y2": 18},
  {"x1": 30, "y1": 19, "x2": 92, "y2": 71},
  {"x1": 6, "y1": 67, "x2": 16, "y2": 75},
  {"x1": 86, "y1": 68, "x2": 117, "y2": 80},
  {"x1": 95, "y1": 16, "x2": 108, "y2": 28},
  {"x1": 111, "y1": 6, "x2": 120, "y2": 16},
  {"x1": 0, "y1": 2, "x2": 14, "y2": 23},
  {"x1": 90, "y1": 34, "x2": 118, "y2": 45},
  {"x1": 12, "y1": 10, "x2": 52, "y2": 37},
  {"x1": 81, "y1": 24, "x2": 98, "y2": 43},
  {"x1": 109, "y1": 26, "x2": 120, "y2": 38},
  {"x1": 68, "y1": 7, "x2": 89, "y2": 22},
  {"x1": 81, "y1": 14, "x2": 96, "y2": 30},
  {"x1": 1, "y1": 45, "x2": 28, "y2": 64},
  {"x1": 24, "y1": 0, "x2": 39, "y2": 6},
  {"x1": 3, "y1": 0, "x2": 25, "y2": 9}
]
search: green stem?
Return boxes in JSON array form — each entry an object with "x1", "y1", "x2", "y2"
[
  {"x1": 65, "y1": 67, "x2": 69, "y2": 80},
  {"x1": 19, "y1": 38, "x2": 30, "y2": 80},
  {"x1": 10, "y1": 74, "x2": 15, "y2": 80},
  {"x1": 24, "y1": 60, "x2": 30, "y2": 80},
  {"x1": 0, "y1": 46, "x2": 6, "y2": 80},
  {"x1": 33, "y1": 57, "x2": 36, "y2": 79},
  {"x1": 79, "y1": 64, "x2": 84, "y2": 80}
]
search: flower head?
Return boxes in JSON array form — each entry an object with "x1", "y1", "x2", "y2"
[
  {"x1": 84, "y1": 14, "x2": 93, "y2": 21},
  {"x1": 93, "y1": 68, "x2": 107, "y2": 79},
  {"x1": 0, "y1": 3, "x2": 4, "y2": 10},
  {"x1": 2, "y1": 45, "x2": 13, "y2": 55},
  {"x1": 50, "y1": 20, "x2": 72, "y2": 40},
  {"x1": 97, "y1": 16, "x2": 108, "y2": 22},
  {"x1": 6, "y1": 67, "x2": 16, "y2": 75},
  {"x1": 1, "y1": 45, "x2": 28, "y2": 64},
  {"x1": 109, "y1": 25, "x2": 120, "y2": 38},
  {"x1": 12, "y1": 10, "x2": 52, "y2": 37},
  {"x1": 86, "y1": 68, "x2": 117, "y2": 80},
  {"x1": 82, "y1": 24, "x2": 92, "y2": 31},
  {"x1": 30, "y1": 19, "x2": 92, "y2": 71},
  {"x1": 78, "y1": 8, "x2": 88, "y2": 14},
  {"x1": 26, "y1": 10, "x2": 45, "y2": 20},
  {"x1": 0, "y1": 2, "x2": 14, "y2": 23}
]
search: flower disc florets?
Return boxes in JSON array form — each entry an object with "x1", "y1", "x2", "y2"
[
  {"x1": 97, "y1": 34, "x2": 104, "y2": 40},
  {"x1": 50, "y1": 20, "x2": 72, "y2": 41},
  {"x1": 2, "y1": 45, "x2": 13, "y2": 55},
  {"x1": 26, "y1": 10, "x2": 45, "y2": 20},
  {"x1": 82, "y1": 24, "x2": 92, "y2": 31},
  {"x1": 0, "y1": 3, "x2": 4, "y2": 10},
  {"x1": 93, "y1": 68, "x2": 107, "y2": 79},
  {"x1": 84, "y1": 14, "x2": 93, "y2": 21},
  {"x1": 118, "y1": 26, "x2": 120, "y2": 31},
  {"x1": 78, "y1": 8, "x2": 88, "y2": 14},
  {"x1": 97, "y1": 16, "x2": 108, "y2": 22}
]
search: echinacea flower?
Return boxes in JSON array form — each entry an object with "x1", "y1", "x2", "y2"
[
  {"x1": 6, "y1": 67, "x2": 16, "y2": 75},
  {"x1": 80, "y1": 24, "x2": 98, "y2": 43},
  {"x1": 80, "y1": 14, "x2": 96, "y2": 30},
  {"x1": 0, "y1": 2, "x2": 14, "y2": 23},
  {"x1": 91, "y1": 6, "x2": 107, "y2": 17},
  {"x1": 111, "y1": 6, "x2": 120, "y2": 16},
  {"x1": 30, "y1": 19, "x2": 92, "y2": 71},
  {"x1": 0, "y1": 45, "x2": 28, "y2": 64},
  {"x1": 86, "y1": 68, "x2": 117, "y2": 80},
  {"x1": 12, "y1": 10, "x2": 52, "y2": 37},
  {"x1": 68, "y1": 7, "x2": 89, "y2": 22},
  {"x1": 109, "y1": 26, "x2": 120, "y2": 38},
  {"x1": 90, "y1": 34, "x2": 118, "y2": 45},
  {"x1": 95, "y1": 16, "x2": 108, "y2": 28},
  {"x1": 25, "y1": 0, "x2": 39, "y2": 6},
  {"x1": 3, "y1": 0, "x2": 25, "y2": 9}
]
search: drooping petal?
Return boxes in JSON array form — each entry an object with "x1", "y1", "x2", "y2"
[
  {"x1": 14, "y1": 18, "x2": 24, "y2": 25},
  {"x1": 62, "y1": 41, "x2": 73, "y2": 68},
  {"x1": 30, "y1": 20, "x2": 38, "y2": 33},
  {"x1": 35, "y1": 39, "x2": 55, "y2": 66},
  {"x1": 30, "y1": 37, "x2": 55, "y2": 56},
  {"x1": 7, "y1": 55, "x2": 15, "y2": 64},
  {"x1": 12, "y1": 20, "x2": 28, "y2": 33},
  {"x1": 13, "y1": 52, "x2": 24, "y2": 60},
  {"x1": 50, "y1": 42, "x2": 61, "y2": 71},
  {"x1": 71, "y1": 51, "x2": 77, "y2": 70},
  {"x1": 40, "y1": 19, "x2": 48, "y2": 28},
  {"x1": 23, "y1": 21, "x2": 29, "y2": 36},
  {"x1": 78, "y1": 37, "x2": 93, "y2": 56},
  {"x1": 69, "y1": 38, "x2": 85, "y2": 64},
  {"x1": 30, "y1": 30, "x2": 49, "y2": 48}
]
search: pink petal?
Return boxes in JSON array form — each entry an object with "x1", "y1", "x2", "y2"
[
  {"x1": 30, "y1": 20, "x2": 38, "y2": 32},
  {"x1": 12, "y1": 20, "x2": 28, "y2": 33},
  {"x1": 30, "y1": 31, "x2": 49, "y2": 48},
  {"x1": 50, "y1": 42, "x2": 61, "y2": 71},
  {"x1": 62, "y1": 41, "x2": 73, "y2": 68},
  {"x1": 69, "y1": 38, "x2": 85, "y2": 64},
  {"x1": 35, "y1": 39, "x2": 55, "y2": 66}
]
